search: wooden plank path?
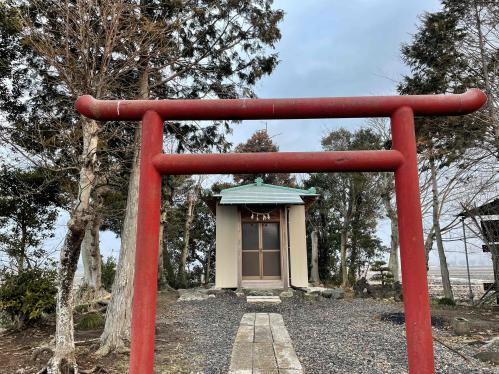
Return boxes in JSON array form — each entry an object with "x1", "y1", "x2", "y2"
[{"x1": 229, "y1": 313, "x2": 303, "y2": 374}]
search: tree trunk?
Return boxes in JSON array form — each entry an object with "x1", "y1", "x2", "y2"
[
  {"x1": 318, "y1": 209, "x2": 328, "y2": 277},
  {"x1": 179, "y1": 190, "x2": 196, "y2": 277},
  {"x1": 310, "y1": 230, "x2": 320, "y2": 285},
  {"x1": 340, "y1": 228, "x2": 348, "y2": 287},
  {"x1": 340, "y1": 183, "x2": 355, "y2": 288},
  {"x1": 430, "y1": 156, "x2": 454, "y2": 301},
  {"x1": 98, "y1": 64, "x2": 150, "y2": 355},
  {"x1": 381, "y1": 173, "x2": 400, "y2": 282},
  {"x1": 348, "y1": 235, "x2": 358, "y2": 285},
  {"x1": 98, "y1": 126, "x2": 140, "y2": 356},
  {"x1": 388, "y1": 216, "x2": 400, "y2": 282},
  {"x1": 424, "y1": 226, "x2": 435, "y2": 269},
  {"x1": 48, "y1": 118, "x2": 99, "y2": 373},
  {"x1": 492, "y1": 246, "x2": 499, "y2": 304},
  {"x1": 81, "y1": 215, "x2": 102, "y2": 291},
  {"x1": 18, "y1": 220, "x2": 27, "y2": 272},
  {"x1": 157, "y1": 206, "x2": 167, "y2": 289},
  {"x1": 205, "y1": 245, "x2": 212, "y2": 285},
  {"x1": 49, "y1": 221, "x2": 87, "y2": 374}
]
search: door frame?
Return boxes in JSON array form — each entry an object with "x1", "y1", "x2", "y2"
[
  {"x1": 241, "y1": 221, "x2": 281, "y2": 280},
  {"x1": 238, "y1": 206, "x2": 288, "y2": 287}
]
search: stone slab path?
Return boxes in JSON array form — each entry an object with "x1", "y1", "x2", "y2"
[
  {"x1": 246, "y1": 296, "x2": 282, "y2": 304},
  {"x1": 229, "y1": 313, "x2": 303, "y2": 374}
]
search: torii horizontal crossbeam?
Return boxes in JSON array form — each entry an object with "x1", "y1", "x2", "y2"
[
  {"x1": 75, "y1": 89, "x2": 486, "y2": 121},
  {"x1": 152, "y1": 150, "x2": 404, "y2": 175}
]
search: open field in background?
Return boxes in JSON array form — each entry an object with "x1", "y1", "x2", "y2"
[
  {"x1": 427, "y1": 266, "x2": 495, "y2": 283},
  {"x1": 427, "y1": 266, "x2": 495, "y2": 301},
  {"x1": 366, "y1": 266, "x2": 496, "y2": 301}
]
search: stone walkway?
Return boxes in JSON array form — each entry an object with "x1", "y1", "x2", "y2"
[
  {"x1": 229, "y1": 313, "x2": 303, "y2": 374},
  {"x1": 246, "y1": 296, "x2": 282, "y2": 304}
]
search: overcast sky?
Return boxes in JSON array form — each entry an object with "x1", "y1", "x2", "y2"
[
  {"x1": 45, "y1": 0, "x2": 493, "y2": 272},
  {"x1": 231, "y1": 0, "x2": 442, "y2": 151}
]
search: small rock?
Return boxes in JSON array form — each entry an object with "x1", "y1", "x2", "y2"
[
  {"x1": 235, "y1": 288, "x2": 245, "y2": 297},
  {"x1": 474, "y1": 351, "x2": 499, "y2": 365},
  {"x1": 474, "y1": 337, "x2": 499, "y2": 364},
  {"x1": 303, "y1": 293, "x2": 319, "y2": 302},
  {"x1": 280, "y1": 289, "x2": 294, "y2": 298},
  {"x1": 177, "y1": 290, "x2": 210, "y2": 301},
  {"x1": 177, "y1": 294, "x2": 208, "y2": 301},
  {"x1": 305, "y1": 286, "x2": 325, "y2": 294},
  {"x1": 206, "y1": 287, "x2": 224, "y2": 295},
  {"x1": 320, "y1": 289, "x2": 333, "y2": 298},
  {"x1": 321, "y1": 288, "x2": 344, "y2": 300}
]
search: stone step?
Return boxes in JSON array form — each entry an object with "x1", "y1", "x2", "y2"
[{"x1": 247, "y1": 296, "x2": 282, "y2": 304}]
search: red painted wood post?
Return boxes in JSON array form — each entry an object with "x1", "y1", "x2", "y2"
[
  {"x1": 391, "y1": 107, "x2": 435, "y2": 374},
  {"x1": 129, "y1": 111, "x2": 163, "y2": 374}
]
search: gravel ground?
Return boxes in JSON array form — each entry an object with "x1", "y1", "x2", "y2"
[{"x1": 170, "y1": 293, "x2": 498, "y2": 374}]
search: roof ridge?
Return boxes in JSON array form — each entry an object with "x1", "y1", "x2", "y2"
[{"x1": 218, "y1": 182, "x2": 315, "y2": 195}]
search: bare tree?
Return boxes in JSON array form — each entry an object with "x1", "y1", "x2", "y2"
[
  {"x1": 428, "y1": 150, "x2": 454, "y2": 300},
  {"x1": 458, "y1": 0, "x2": 498, "y2": 150},
  {"x1": 369, "y1": 118, "x2": 400, "y2": 282},
  {"x1": 415, "y1": 144, "x2": 497, "y2": 304},
  {"x1": 13, "y1": 1, "x2": 149, "y2": 371},
  {"x1": 380, "y1": 172, "x2": 400, "y2": 282},
  {"x1": 310, "y1": 230, "x2": 320, "y2": 285}
]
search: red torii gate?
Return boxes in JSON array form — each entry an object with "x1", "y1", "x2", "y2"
[{"x1": 76, "y1": 89, "x2": 487, "y2": 374}]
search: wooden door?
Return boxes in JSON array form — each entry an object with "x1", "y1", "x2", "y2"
[{"x1": 242, "y1": 222, "x2": 281, "y2": 279}]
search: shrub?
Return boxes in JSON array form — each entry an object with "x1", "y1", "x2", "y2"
[
  {"x1": 76, "y1": 311, "x2": 104, "y2": 330},
  {"x1": 0, "y1": 268, "x2": 57, "y2": 329},
  {"x1": 437, "y1": 297, "x2": 456, "y2": 306},
  {"x1": 370, "y1": 260, "x2": 394, "y2": 287},
  {"x1": 101, "y1": 256, "x2": 116, "y2": 292}
]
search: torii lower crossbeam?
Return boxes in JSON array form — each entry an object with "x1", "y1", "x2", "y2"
[{"x1": 75, "y1": 89, "x2": 487, "y2": 374}]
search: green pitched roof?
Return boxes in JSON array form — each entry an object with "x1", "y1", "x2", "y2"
[{"x1": 214, "y1": 178, "x2": 318, "y2": 205}]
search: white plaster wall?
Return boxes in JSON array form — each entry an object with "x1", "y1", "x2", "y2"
[
  {"x1": 288, "y1": 205, "x2": 309, "y2": 287},
  {"x1": 215, "y1": 204, "x2": 239, "y2": 288}
]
